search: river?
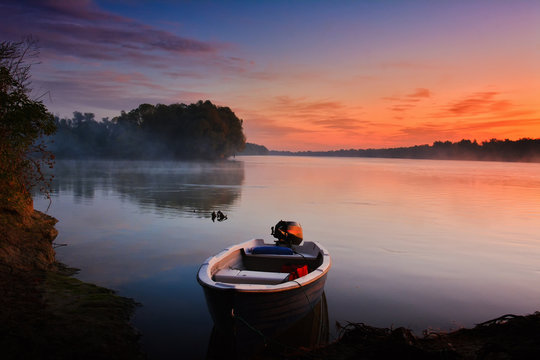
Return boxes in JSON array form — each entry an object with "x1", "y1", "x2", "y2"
[{"x1": 34, "y1": 156, "x2": 540, "y2": 359}]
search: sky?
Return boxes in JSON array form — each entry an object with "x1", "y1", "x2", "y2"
[{"x1": 1, "y1": 0, "x2": 539, "y2": 151}]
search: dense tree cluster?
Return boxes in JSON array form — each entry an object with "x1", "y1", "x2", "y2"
[
  {"x1": 270, "y1": 138, "x2": 540, "y2": 163},
  {"x1": 50, "y1": 101, "x2": 246, "y2": 160},
  {"x1": 239, "y1": 142, "x2": 269, "y2": 155},
  {"x1": 0, "y1": 39, "x2": 55, "y2": 213}
]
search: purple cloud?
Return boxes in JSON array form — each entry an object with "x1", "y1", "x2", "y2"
[
  {"x1": 0, "y1": 0, "x2": 219, "y2": 67},
  {"x1": 35, "y1": 68, "x2": 209, "y2": 119},
  {"x1": 0, "y1": 0, "x2": 237, "y2": 117}
]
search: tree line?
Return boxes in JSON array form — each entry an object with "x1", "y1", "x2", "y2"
[
  {"x1": 49, "y1": 101, "x2": 246, "y2": 160},
  {"x1": 239, "y1": 142, "x2": 269, "y2": 155},
  {"x1": 269, "y1": 138, "x2": 540, "y2": 162}
]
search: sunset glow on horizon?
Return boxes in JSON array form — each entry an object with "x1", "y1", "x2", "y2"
[{"x1": 1, "y1": 0, "x2": 539, "y2": 151}]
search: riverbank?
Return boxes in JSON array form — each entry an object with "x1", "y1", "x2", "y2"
[
  {"x1": 296, "y1": 312, "x2": 540, "y2": 359},
  {"x1": 231, "y1": 308, "x2": 540, "y2": 359},
  {"x1": 0, "y1": 208, "x2": 144, "y2": 360}
]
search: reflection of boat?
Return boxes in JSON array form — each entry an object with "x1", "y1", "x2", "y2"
[
  {"x1": 206, "y1": 292, "x2": 329, "y2": 359},
  {"x1": 197, "y1": 221, "x2": 331, "y2": 336}
]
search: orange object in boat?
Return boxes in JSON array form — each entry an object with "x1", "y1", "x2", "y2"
[
  {"x1": 296, "y1": 265, "x2": 308, "y2": 278},
  {"x1": 281, "y1": 264, "x2": 308, "y2": 281}
]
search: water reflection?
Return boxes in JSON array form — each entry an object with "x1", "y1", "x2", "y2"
[
  {"x1": 50, "y1": 160, "x2": 244, "y2": 217},
  {"x1": 35, "y1": 160, "x2": 246, "y2": 288},
  {"x1": 32, "y1": 156, "x2": 540, "y2": 359},
  {"x1": 206, "y1": 293, "x2": 329, "y2": 359}
]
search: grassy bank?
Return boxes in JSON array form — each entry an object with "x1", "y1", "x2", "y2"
[
  {"x1": 0, "y1": 264, "x2": 144, "y2": 360},
  {"x1": 0, "y1": 208, "x2": 145, "y2": 359}
]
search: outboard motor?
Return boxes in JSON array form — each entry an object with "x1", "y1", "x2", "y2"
[{"x1": 271, "y1": 220, "x2": 303, "y2": 246}]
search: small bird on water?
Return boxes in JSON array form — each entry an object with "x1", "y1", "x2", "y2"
[
  {"x1": 211, "y1": 210, "x2": 227, "y2": 222},
  {"x1": 217, "y1": 210, "x2": 227, "y2": 221}
]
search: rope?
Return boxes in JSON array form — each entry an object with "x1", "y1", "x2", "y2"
[
  {"x1": 231, "y1": 309, "x2": 270, "y2": 346},
  {"x1": 230, "y1": 284, "x2": 322, "y2": 359},
  {"x1": 231, "y1": 309, "x2": 320, "y2": 359},
  {"x1": 292, "y1": 279, "x2": 315, "y2": 312}
]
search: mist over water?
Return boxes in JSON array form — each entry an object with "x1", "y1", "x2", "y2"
[{"x1": 34, "y1": 156, "x2": 540, "y2": 359}]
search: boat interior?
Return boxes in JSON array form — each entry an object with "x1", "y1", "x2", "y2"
[{"x1": 212, "y1": 242, "x2": 324, "y2": 285}]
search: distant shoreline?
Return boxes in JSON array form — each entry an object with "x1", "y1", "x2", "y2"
[{"x1": 241, "y1": 138, "x2": 540, "y2": 163}]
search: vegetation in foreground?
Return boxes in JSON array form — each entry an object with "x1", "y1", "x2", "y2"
[
  {"x1": 0, "y1": 38, "x2": 55, "y2": 214},
  {"x1": 295, "y1": 313, "x2": 540, "y2": 359},
  {"x1": 1, "y1": 38, "x2": 143, "y2": 359}
]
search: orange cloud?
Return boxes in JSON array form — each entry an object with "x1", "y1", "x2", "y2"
[
  {"x1": 407, "y1": 88, "x2": 431, "y2": 98},
  {"x1": 240, "y1": 111, "x2": 316, "y2": 143},
  {"x1": 273, "y1": 96, "x2": 345, "y2": 112},
  {"x1": 443, "y1": 91, "x2": 513, "y2": 117},
  {"x1": 239, "y1": 96, "x2": 370, "y2": 150},
  {"x1": 395, "y1": 117, "x2": 540, "y2": 145},
  {"x1": 383, "y1": 87, "x2": 432, "y2": 113},
  {"x1": 313, "y1": 117, "x2": 368, "y2": 131},
  {"x1": 389, "y1": 104, "x2": 416, "y2": 112}
]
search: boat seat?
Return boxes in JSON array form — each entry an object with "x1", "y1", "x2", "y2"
[
  {"x1": 213, "y1": 268, "x2": 290, "y2": 285},
  {"x1": 243, "y1": 250, "x2": 318, "y2": 261}
]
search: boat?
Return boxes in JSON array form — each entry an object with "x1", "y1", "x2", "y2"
[{"x1": 197, "y1": 220, "x2": 331, "y2": 335}]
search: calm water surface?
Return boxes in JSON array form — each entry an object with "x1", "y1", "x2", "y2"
[{"x1": 34, "y1": 156, "x2": 540, "y2": 359}]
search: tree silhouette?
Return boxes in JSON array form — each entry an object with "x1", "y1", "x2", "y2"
[
  {"x1": 49, "y1": 100, "x2": 246, "y2": 160},
  {"x1": 0, "y1": 38, "x2": 55, "y2": 214},
  {"x1": 269, "y1": 138, "x2": 540, "y2": 162}
]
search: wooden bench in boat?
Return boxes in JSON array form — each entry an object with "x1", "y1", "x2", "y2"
[
  {"x1": 243, "y1": 246, "x2": 318, "y2": 261},
  {"x1": 213, "y1": 268, "x2": 289, "y2": 285},
  {"x1": 244, "y1": 252, "x2": 317, "y2": 261},
  {"x1": 241, "y1": 248, "x2": 320, "y2": 273}
]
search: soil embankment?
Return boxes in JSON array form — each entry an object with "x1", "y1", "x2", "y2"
[{"x1": 0, "y1": 207, "x2": 144, "y2": 360}]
